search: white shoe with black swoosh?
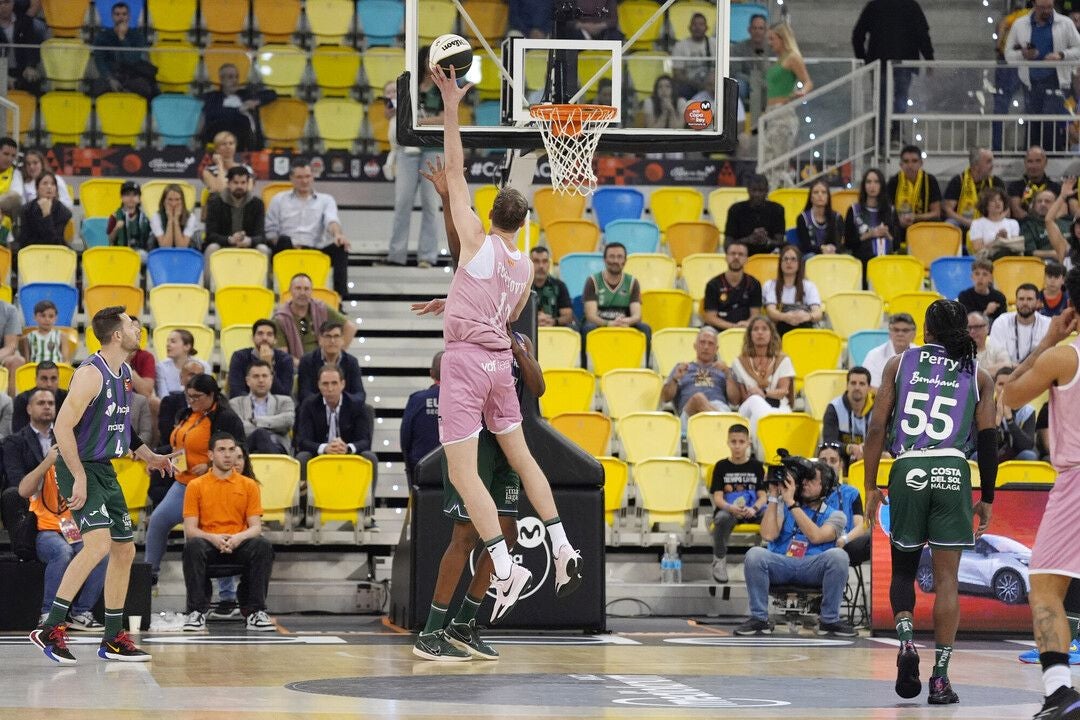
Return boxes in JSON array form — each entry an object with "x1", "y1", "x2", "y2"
[
  {"x1": 553, "y1": 545, "x2": 583, "y2": 598},
  {"x1": 489, "y1": 564, "x2": 532, "y2": 624}
]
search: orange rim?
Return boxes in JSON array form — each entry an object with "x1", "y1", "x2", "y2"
[{"x1": 529, "y1": 103, "x2": 618, "y2": 137}]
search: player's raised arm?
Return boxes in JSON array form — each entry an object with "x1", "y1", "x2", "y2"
[
  {"x1": 862, "y1": 354, "x2": 899, "y2": 527},
  {"x1": 53, "y1": 365, "x2": 103, "y2": 509},
  {"x1": 429, "y1": 66, "x2": 484, "y2": 260},
  {"x1": 1004, "y1": 307, "x2": 1080, "y2": 407},
  {"x1": 419, "y1": 155, "x2": 461, "y2": 267}
]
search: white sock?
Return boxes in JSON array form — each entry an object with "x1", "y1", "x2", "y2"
[
  {"x1": 487, "y1": 538, "x2": 513, "y2": 579},
  {"x1": 545, "y1": 520, "x2": 569, "y2": 555},
  {"x1": 1043, "y1": 664, "x2": 1072, "y2": 697}
]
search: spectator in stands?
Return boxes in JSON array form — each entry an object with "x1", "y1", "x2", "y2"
[
  {"x1": 886, "y1": 145, "x2": 942, "y2": 244},
  {"x1": 530, "y1": 246, "x2": 574, "y2": 328},
  {"x1": 994, "y1": 0, "x2": 1032, "y2": 151},
  {"x1": 581, "y1": 242, "x2": 651, "y2": 355},
  {"x1": 19, "y1": 151, "x2": 72, "y2": 209},
  {"x1": 570, "y1": 0, "x2": 621, "y2": 41},
  {"x1": 127, "y1": 316, "x2": 156, "y2": 399},
  {"x1": 822, "y1": 367, "x2": 874, "y2": 468},
  {"x1": 11, "y1": 360, "x2": 65, "y2": 432},
  {"x1": 229, "y1": 360, "x2": 294, "y2": 456},
  {"x1": 509, "y1": 0, "x2": 552, "y2": 38},
  {"x1": 990, "y1": 283, "x2": 1052, "y2": 364},
  {"x1": 673, "y1": 12, "x2": 715, "y2": 100},
  {"x1": 22, "y1": 300, "x2": 68, "y2": 364},
  {"x1": 4, "y1": 386, "x2": 54, "y2": 498},
  {"x1": 818, "y1": 442, "x2": 869, "y2": 565},
  {"x1": 203, "y1": 166, "x2": 268, "y2": 257},
  {"x1": 969, "y1": 186, "x2": 1023, "y2": 261},
  {"x1": 968, "y1": 310, "x2": 1011, "y2": 376},
  {"x1": 273, "y1": 273, "x2": 357, "y2": 363},
  {"x1": 702, "y1": 239, "x2": 763, "y2": 331},
  {"x1": 993, "y1": 366, "x2": 1039, "y2": 461},
  {"x1": 1009, "y1": 146, "x2": 1060, "y2": 221},
  {"x1": 200, "y1": 67, "x2": 276, "y2": 152},
  {"x1": 156, "y1": 329, "x2": 211, "y2": 399},
  {"x1": 0, "y1": 387, "x2": 11, "y2": 445},
  {"x1": 0, "y1": 297, "x2": 23, "y2": 395},
  {"x1": 958, "y1": 258, "x2": 1009, "y2": 323},
  {"x1": 145, "y1": 374, "x2": 246, "y2": 587},
  {"x1": 726, "y1": 316, "x2": 794, "y2": 441},
  {"x1": 1022, "y1": 189, "x2": 1067, "y2": 259},
  {"x1": 107, "y1": 181, "x2": 154, "y2": 259},
  {"x1": 297, "y1": 320, "x2": 365, "y2": 408},
  {"x1": 17, "y1": 174, "x2": 72, "y2": 248},
  {"x1": 151, "y1": 184, "x2": 200, "y2": 249},
  {"x1": 157, "y1": 359, "x2": 203, "y2": 451},
  {"x1": 763, "y1": 22, "x2": 812, "y2": 188},
  {"x1": 17, "y1": 438, "x2": 106, "y2": 630},
  {"x1": 227, "y1": 320, "x2": 294, "y2": 400},
  {"x1": 844, "y1": 168, "x2": 896, "y2": 270},
  {"x1": 642, "y1": 75, "x2": 688, "y2": 130},
  {"x1": 0, "y1": 137, "x2": 23, "y2": 227},
  {"x1": 1043, "y1": 176, "x2": 1080, "y2": 266},
  {"x1": 861, "y1": 312, "x2": 918, "y2": 389},
  {"x1": 735, "y1": 459, "x2": 856, "y2": 637},
  {"x1": 763, "y1": 245, "x2": 823, "y2": 336},
  {"x1": 662, "y1": 327, "x2": 729, "y2": 420},
  {"x1": 91, "y1": 1, "x2": 157, "y2": 99},
  {"x1": 725, "y1": 174, "x2": 786, "y2": 256},
  {"x1": 710, "y1": 423, "x2": 765, "y2": 584},
  {"x1": 1040, "y1": 261, "x2": 1070, "y2": 316},
  {"x1": 400, "y1": 352, "x2": 441, "y2": 483},
  {"x1": 1036, "y1": 403, "x2": 1051, "y2": 461},
  {"x1": 794, "y1": 179, "x2": 844, "y2": 256},
  {"x1": 181, "y1": 432, "x2": 275, "y2": 632},
  {"x1": 0, "y1": 0, "x2": 43, "y2": 94},
  {"x1": 294, "y1": 365, "x2": 375, "y2": 486},
  {"x1": 265, "y1": 161, "x2": 351, "y2": 298},
  {"x1": 731, "y1": 13, "x2": 769, "y2": 120},
  {"x1": 201, "y1": 131, "x2": 254, "y2": 197},
  {"x1": 1004, "y1": 0, "x2": 1080, "y2": 149},
  {"x1": 943, "y1": 147, "x2": 1005, "y2": 231}
]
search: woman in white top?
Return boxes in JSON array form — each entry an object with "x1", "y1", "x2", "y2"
[
  {"x1": 150, "y1": 184, "x2": 201, "y2": 249},
  {"x1": 969, "y1": 186, "x2": 1021, "y2": 260},
  {"x1": 762, "y1": 244, "x2": 823, "y2": 336},
  {"x1": 155, "y1": 329, "x2": 211, "y2": 397},
  {"x1": 726, "y1": 316, "x2": 795, "y2": 454},
  {"x1": 19, "y1": 150, "x2": 73, "y2": 209}
]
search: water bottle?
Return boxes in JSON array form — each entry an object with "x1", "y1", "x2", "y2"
[{"x1": 660, "y1": 534, "x2": 682, "y2": 584}]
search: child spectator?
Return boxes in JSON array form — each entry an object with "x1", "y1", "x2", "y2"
[
  {"x1": 23, "y1": 300, "x2": 71, "y2": 364},
  {"x1": 957, "y1": 258, "x2": 1008, "y2": 323},
  {"x1": 106, "y1": 181, "x2": 153, "y2": 259},
  {"x1": 709, "y1": 423, "x2": 766, "y2": 584},
  {"x1": 1040, "y1": 261, "x2": 1070, "y2": 317}
]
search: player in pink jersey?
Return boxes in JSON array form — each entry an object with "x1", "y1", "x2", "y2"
[
  {"x1": 1003, "y1": 267, "x2": 1080, "y2": 720},
  {"x1": 423, "y1": 64, "x2": 583, "y2": 624}
]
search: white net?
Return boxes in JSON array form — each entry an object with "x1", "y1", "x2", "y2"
[{"x1": 529, "y1": 104, "x2": 617, "y2": 196}]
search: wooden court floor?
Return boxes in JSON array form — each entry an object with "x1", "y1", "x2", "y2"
[{"x1": 0, "y1": 616, "x2": 1061, "y2": 719}]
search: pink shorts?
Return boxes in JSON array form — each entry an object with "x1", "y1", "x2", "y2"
[
  {"x1": 1030, "y1": 466, "x2": 1080, "y2": 580},
  {"x1": 438, "y1": 342, "x2": 522, "y2": 444}
]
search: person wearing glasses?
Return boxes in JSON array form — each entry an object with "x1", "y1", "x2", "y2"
[
  {"x1": 967, "y1": 311, "x2": 1010, "y2": 376},
  {"x1": 862, "y1": 313, "x2": 919, "y2": 389}
]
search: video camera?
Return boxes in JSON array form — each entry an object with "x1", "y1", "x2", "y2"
[{"x1": 767, "y1": 449, "x2": 836, "y2": 501}]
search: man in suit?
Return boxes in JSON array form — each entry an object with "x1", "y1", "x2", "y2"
[
  {"x1": 12, "y1": 361, "x2": 67, "y2": 433},
  {"x1": 227, "y1": 320, "x2": 294, "y2": 399},
  {"x1": 3, "y1": 387, "x2": 53, "y2": 492},
  {"x1": 294, "y1": 365, "x2": 376, "y2": 490},
  {"x1": 229, "y1": 360, "x2": 294, "y2": 455},
  {"x1": 297, "y1": 320, "x2": 365, "y2": 407}
]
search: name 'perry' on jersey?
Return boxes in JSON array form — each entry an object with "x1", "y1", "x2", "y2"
[
  {"x1": 74, "y1": 353, "x2": 134, "y2": 462},
  {"x1": 888, "y1": 344, "x2": 979, "y2": 456},
  {"x1": 443, "y1": 234, "x2": 531, "y2": 351}
]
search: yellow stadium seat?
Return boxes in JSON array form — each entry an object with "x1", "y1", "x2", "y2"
[
  {"x1": 261, "y1": 182, "x2": 293, "y2": 207},
  {"x1": 996, "y1": 460, "x2": 1057, "y2": 487},
  {"x1": 253, "y1": 0, "x2": 302, "y2": 43},
  {"x1": 887, "y1": 291, "x2": 943, "y2": 343},
  {"x1": 649, "y1": 187, "x2": 704, "y2": 234},
  {"x1": 260, "y1": 98, "x2": 309, "y2": 150},
  {"x1": 307, "y1": 454, "x2": 373, "y2": 543},
  {"x1": 717, "y1": 327, "x2": 745, "y2": 366},
  {"x1": 76, "y1": 178, "x2": 125, "y2": 219},
  {"x1": 707, "y1": 187, "x2": 749, "y2": 234},
  {"x1": 6, "y1": 89, "x2": 37, "y2": 145},
  {"x1": 40, "y1": 39, "x2": 90, "y2": 90},
  {"x1": 84, "y1": 284, "x2": 144, "y2": 319},
  {"x1": 17, "y1": 246, "x2": 77, "y2": 286},
  {"x1": 767, "y1": 188, "x2": 809, "y2": 229},
  {"x1": 802, "y1": 370, "x2": 848, "y2": 422},
  {"x1": 281, "y1": 287, "x2": 340, "y2": 308},
  {"x1": 848, "y1": 457, "x2": 894, "y2": 491},
  {"x1": 473, "y1": 185, "x2": 498, "y2": 232},
  {"x1": 547, "y1": 220, "x2": 600, "y2": 263},
  {"x1": 994, "y1": 257, "x2": 1046, "y2": 306},
  {"x1": 550, "y1": 412, "x2": 612, "y2": 456},
  {"x1": 473, "y1": 53, "x2": 502, "y2": 101},
  {"x1": 96, "y1": 92, "x2": 147, "y2": 146},
  {"x1": 617, "y1": 411, "x2": 680, "y2": 464},
  {"x1": 587, "y1": 327, "x2": 647, "y2": 376},
  {"x1": 743, "y1": 253, "x2": 777, "y2": 287},
  {"x1": 311, "y1": 46, "x2": 361, "y2": 97},
  {"x1": 150, "y1": 42, "x2": 200, "y2": 93},
  {"x1": 867, "y1": 255, "x2": 925, "y2": 304},
  {"x1": 533, "y1": 187, "x2": 586, "y2": 232},
  {"x1": 781, "y1": 328, "x2": 843, "y2": 392},
  {"x1": 600, "y1": 368, "x2": 662, "y2": 419},
  {"x1": 419, "y1": 0, "x2": 457, "y2": 42},
  {"x1": 366, "y1": 99, "x2": 391, "y2": 152},
  {"x1": 640, "y1": 289, "x2": 693, "y2": 331},
  {"x1": 0, "y1": 246, "x2": 10, "y2": 285},
  {"x1": 215, "y1": 286, "x2": 276, "y2": 329},
  {"x1": 666, "y1": 221, "x2": 719, "y2": 266},
  {"x1": 16, "y1": 362, "x2": 75, "y2": 394},
  {"x1": 687, "y1": 412, "x2": 747, "y2": 466},
  {"x1": 830, "y1": 189, "x2": 859, "y2": 218},
  {"x1": 536, "y1": 327, "x2": 581, "y2": 370},
  {"x1": 152, "y1": 324, "x2": 215, "y2": 363},
  {"x1": 149, "y1": 284, "x2": 210, "y2": 326},
  {"x1": 362, "y1": 47, "x2": 406, "y2": 91},
  {"x1": 577, "y1": 50, "x2": 615, "y2": 85},
  {"x1": 40, "y1": 91, "x2": 91, "y2": 144},
  {"x1": 220, "y1": 324, "x2": 254, "y2": 369},
  {"x1": 141, "y1": 180, "x2": 196, "y2": 213},
  {"x1": 680, "y1": 253, "x2": 727, "y2": 302},
  {"x1": 42, "y1": 0, "x2": 90, "y2": 37},
  {"x1": 81, "y1": 247, "x2": 142, "y2": 288},
  {"x1": 148, "y1": 0, "x2": 197, "y2": 41},
  {"x1": 825, "y1": 291, "x2": 883, "y2": 339},
  {"x1": 314, "y1": 97, "x2": 363, "y2": 150},
  {"x1": 599, "y1": 456, "x2": 629, "y2": 526},
  {"x1": 539, "y1": 368, "x2": 595, "y2": 418},
  {"x1": 757, "y1": 413, "x2": 820, "y2": 465},
  {"x1": 203, "y1": 44, "x2": 252, "y2": 88},
  {"x1": 273, "y1": 248, "x2": 332, "y2": 291},
  {"x1": 624, "y1": 253, "x2": 677, "y2": 291},
  {"x1": 624, "y1": 52, "x2": 670, "y2": 103},
  {"x1": 633, "y1": 457, "x2": 699, "y2": 536},
  {"x1": 112, "y1": 457, "x2": 150, "y2": 530},
  {"x1": 804, "y1": 254, "x2": 863, "y2": 304},
  {"x1": 668, "y1": 0, "x2": 715, "y2": 40},
  {"x1": 906, "y1": 222, "x2": 962, "y2": 269},
  {"x1": 618, "y1": 0, "x2": 664, "y2": 51},
  {"x1": 207, "y1": 248, "x2": 269, "y2": 291},
  {"x1": 307, "y1": 0, "x2": 355, "y2": 45},
  {"x1": 249, "y1": 454, "x2": 301, "y2": 534},
  {"x1": 203, "y1": 4, "x2": 249, "y2": 44},
  {"x1": 255, "y1": 44, "x2": 308, "y2": 96},
  {"x1": 651, "y1": 327, "x2": 698, "y2": 376},
  {"x1": 460, "y1": 0, "x2": 508, "y2": 43}
]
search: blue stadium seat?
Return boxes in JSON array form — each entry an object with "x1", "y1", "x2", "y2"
[
  {"x1": 929, "y1": 256, "x2": 975, "y2": 301},
  {"x1": 474, "y1": 100, "x2": 502, "y2": 127},
  {"x1": 147, "y1": 248, "x2": 203, "y2": 285},
  {"x1": 591, "y1": 187, "x2": 644, "y2": 231},
  {"x1": 730, "y1": 3, "x2": 768, "y2": 43},
  {"x1": 18, "y1": 283, "x2": 78, "y2": 327},
  {"x1": 151, "y1": 94, "x2": 203, "y2": 146},
  {"x1": 81, "y1": 217, "x2": 109, "y2": 248},
  {"x1": 604, "y1": 219, "x2": 659, "y2": 255},
  {"x1": 97, "y1": 0, "x2": 143, "y2": 28},
  {"x1": 356, "y1": 0, "x2": 405, "y2": 46},
  {"x1": 848, "y1": 329, "x2": 888, "y2": 367},
  {"x1": 558, "y1": 252, "x2": 604, "y2": 316}
]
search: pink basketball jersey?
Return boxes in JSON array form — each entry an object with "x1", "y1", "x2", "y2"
[
  {"x1": 1049, "y1": 339, "x2": 1080, "y2": 472},
  {"x1": 443, "y1": 234, "x2": 531, "y2": 350}
]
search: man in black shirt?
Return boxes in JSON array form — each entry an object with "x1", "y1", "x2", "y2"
[
  {"x1": 530, "y1": 246, "x2": 574, "y2": 328},
  {"x1": 709, "y1": 423, "x2": 765, "y2": 583},
  {"x1": 723, "y1": 174, "x2": 786, "y2": 256},
  {"x1": 942, "y1": 147, "x2": 1005, "y2": 231},
  {"x1": 1007, "y1": 145, "x2": 1061, "y2": 221},
  {"x1": 702, "y1": 239, "x2": 763, "y2": 330},
  {"x1": 885, "y1": 145, "x2": 942, "y2": 244},
  {"x1": 958, "y1": 258, "x2": 1008, "y2": 323}
]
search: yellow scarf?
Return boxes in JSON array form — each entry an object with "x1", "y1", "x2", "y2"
[
  {"x1": 894, "y1": 170, "x2": 929, "y2": 214},
  {"x1": 1020, "y1": 176, "x2": 1049, "y2": 211},
  {"x1": 957, "y1": 168, "x2": 992, "y2": 219},
  {"x1": 0, "y1": 166, "x2": 13, "y2": 195}
]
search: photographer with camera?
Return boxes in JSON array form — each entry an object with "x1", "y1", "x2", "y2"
[{"x1": 733, "y1": 451, "x2": 857, "y2": 637}]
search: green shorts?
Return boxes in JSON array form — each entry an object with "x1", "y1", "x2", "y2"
[
  {"x1": 442, "y1": 430, "x2": 520, "y2": 523},
  {"x1": 888, "y1": 452, "x2": 974, "y2": 551},
  {"x1": 55, "y1": 459, "x2": 134, "y2": 543}
]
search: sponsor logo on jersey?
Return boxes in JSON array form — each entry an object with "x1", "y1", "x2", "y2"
[{"x1": 905, "y1": 468, "x2": 928, "y2": 491}]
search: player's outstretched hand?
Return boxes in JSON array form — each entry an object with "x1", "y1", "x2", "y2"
[
  {"x1": 429, "y1": 64, "x2": 473, "y2": 106},
  {"x1": 420, "y1": 155, "x2": 450, "y2": 197},
  {"x1": 411, "y1": 298, "x2": 446, "y2": 316},
  {"x1": 973, "y1": 500, "x2": 992, "y2": 539},
  {"x1": 146, "y1": 449, "x2": 184, "y2": 477},
  {"x1": 864, "y1": 487, "x2": 887, "y2": 531},
  {"x1": 1045, "y1": 307, "x2": 1078, "y2": 346}
]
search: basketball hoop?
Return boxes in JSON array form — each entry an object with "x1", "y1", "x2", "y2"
[{"x1": 529, "y1": 103, "x2": 617, "y2": 196}]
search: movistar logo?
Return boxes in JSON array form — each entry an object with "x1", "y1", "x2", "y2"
[{"x1": 905, "y1": 468, "x2": 928, "y2": 491}]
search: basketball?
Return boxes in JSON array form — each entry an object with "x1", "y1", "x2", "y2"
[{"x1": 430, "y1": 34, "x2": 473, "y2": 76}]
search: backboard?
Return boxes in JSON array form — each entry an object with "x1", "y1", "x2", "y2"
[{"x1": 398, "y1": 0, "x2": 740, "y2": 154}]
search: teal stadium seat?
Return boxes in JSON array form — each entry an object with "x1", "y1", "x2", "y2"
[
  {"x1": 152, "y1": 95, "x2": 203, "y2": 146},
  {"x1": 604, "y1": 219, "x2": 660, "y2": 254}
]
